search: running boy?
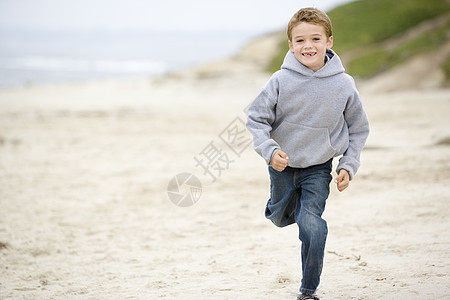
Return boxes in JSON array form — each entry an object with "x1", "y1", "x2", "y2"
[{"x1": 246, "y1": 8, "x2": 370, "y2": 300}]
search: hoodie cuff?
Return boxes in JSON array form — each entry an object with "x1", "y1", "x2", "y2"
[
  {"x1": 261, "y1": 143, "x2": 280, "y2": 166},
  {"x1": 268, "y1": 148, "x2": 280, "y2": 166},
  {"x1": 337, "y1": 157, "x2": 359, "y2": 181}
]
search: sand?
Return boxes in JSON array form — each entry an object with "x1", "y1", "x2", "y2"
[{"x1": 0, "y1": 34, "x2": 449, "y2": 299}]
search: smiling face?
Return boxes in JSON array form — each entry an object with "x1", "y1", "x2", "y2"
[{"x1": 288, "y1": 22, "x2": 333, "y2": 72}]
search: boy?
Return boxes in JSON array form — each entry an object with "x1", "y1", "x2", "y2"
[{"x1": 246, "y1": 8, "x2": 370, "y2": 300}]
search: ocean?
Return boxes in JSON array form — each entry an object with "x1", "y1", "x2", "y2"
[
  {"x1": 0, "y1": 0, "x2": 354, "y2": 89},
  {"x1": 0, "y1": 28, "x2": 255, "y2": 88}
]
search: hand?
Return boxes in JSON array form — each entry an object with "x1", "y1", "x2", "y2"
[
  {"x1": 271, "y1": 150, "x2": 289, "y2": 172},
  {"x1": 335, "y1": 169, "x2": 350, "y2": 192}
]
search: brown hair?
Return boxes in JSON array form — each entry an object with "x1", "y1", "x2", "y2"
[{"x1": 287, "y1": 7, "x2": 333, "y2": 41}]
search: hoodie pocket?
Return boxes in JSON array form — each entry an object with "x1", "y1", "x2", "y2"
[{"x1": 271, "y1": 121, "x2": 336, "y2": 167}]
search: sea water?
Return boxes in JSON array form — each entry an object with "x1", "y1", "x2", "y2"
[{"x1": 0, "y1": 28, "x2": 253, "y2": 88}]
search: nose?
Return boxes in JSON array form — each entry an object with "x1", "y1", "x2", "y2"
[{"x1": 304, "y1": 39, "x2": 313, "y2": 48}]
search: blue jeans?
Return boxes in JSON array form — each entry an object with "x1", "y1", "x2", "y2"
[{"x1": 266, "y1": 159, "x2": 332, "y2": 294}]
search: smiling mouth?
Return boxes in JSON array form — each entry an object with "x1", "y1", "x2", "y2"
[{"x1": 302, "y1": 52, "x2": 317, "y2": 57}]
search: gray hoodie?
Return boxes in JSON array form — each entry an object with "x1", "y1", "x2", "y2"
[{"x1": 246, "y1": 49, "x2": 369, "y2": 179}]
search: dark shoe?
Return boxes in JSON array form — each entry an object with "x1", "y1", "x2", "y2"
[{"x1": 297, "y1": 293, "x2": 320, "y2": 300}]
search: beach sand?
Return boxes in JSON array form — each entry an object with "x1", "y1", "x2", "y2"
[{"x1": 0, "y1": 33, "x2": 449, "y2": 299}]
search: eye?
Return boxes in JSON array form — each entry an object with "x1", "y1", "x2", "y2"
[
  {"x1": 313, "y1": 37, "x2": 321, "y2": 41},
  {"x1": 296, "y1": 39, "x2": 304, "y2": 43}
]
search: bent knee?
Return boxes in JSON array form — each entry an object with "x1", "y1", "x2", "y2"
[{"x1": 265, "y1": 208, "x2": 295, "y2": 227}]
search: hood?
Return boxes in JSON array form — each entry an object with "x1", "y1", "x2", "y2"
[{"x1": 281, "y1": 49, "x2": 345, "y2": 78}]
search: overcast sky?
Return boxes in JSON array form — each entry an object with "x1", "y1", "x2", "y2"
[{"x1": 0, "y1": 0, "x2": 354, "y2": 33}]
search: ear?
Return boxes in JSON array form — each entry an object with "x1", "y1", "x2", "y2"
[
  {"x1": 288, "y1": 39, "x2": 294, "y2": 52},
  {"x1": 327, "y1": 36, "x2": 333, "y2": 49}
]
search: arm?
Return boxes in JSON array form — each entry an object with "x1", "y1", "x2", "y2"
[
  {"x1": 246, "y1": 79, "x2": 282, "y2": 166},
  {"x1": 337, "y1": 80, "x2": 370, "y2": 181}
]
